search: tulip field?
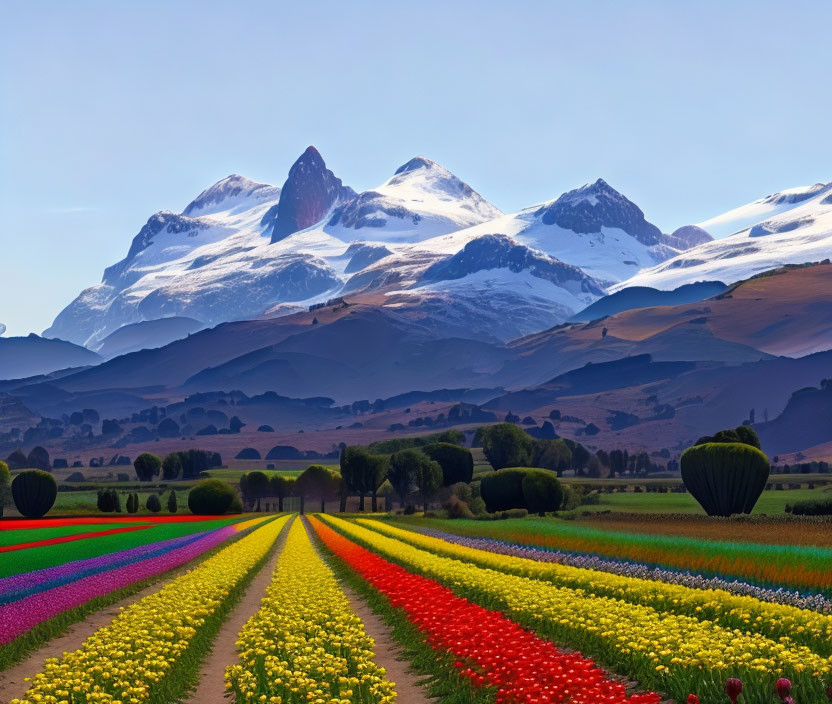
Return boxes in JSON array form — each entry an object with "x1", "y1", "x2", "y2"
[{"x1": 1, "y1": 513, "x2": 830, "y2": 703}]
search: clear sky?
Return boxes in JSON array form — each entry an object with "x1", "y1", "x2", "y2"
[{"x1": 2, "y1": 0, "x2": 831, "y2": 337}]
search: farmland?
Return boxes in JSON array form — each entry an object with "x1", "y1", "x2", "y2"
[{"x1": 0, "y1": 503, "x2": 830, "y2": 704}]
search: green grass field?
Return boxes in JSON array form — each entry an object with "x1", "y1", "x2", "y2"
[{"x1": 565, "y1": 487, "x2": 830, "y2": 515}]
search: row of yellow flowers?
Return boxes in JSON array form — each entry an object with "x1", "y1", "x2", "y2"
[
  {"x1": 321, "y1": 515, "x2": 832, "y2": 703},
  {"x1": 11, "y1": 514, "x2": 284, "y2": 704},
  {"x1": 225, "y1": 517, "x2": 396, "y2": 704},
  {"x1": 356, "y1": 518, "x2": 832, "y2": 656}
]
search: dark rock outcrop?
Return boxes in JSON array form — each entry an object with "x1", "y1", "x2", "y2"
[{"x1": 265, "y1": 146, "x2": 355, "y2": 242}]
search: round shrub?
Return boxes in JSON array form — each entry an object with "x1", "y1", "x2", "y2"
[
  {"x1": 422, "y1": 443, "x2": 474, "y2": 485},
  {"x1": 681, "y1": 442, "x2": 770, "y2": 517},
  {"x1": 146, "y1": 494, "x2": 162, "y2": 513},
  {"x1": 480, "y1": 468, "x2": 529, "y2": 512},
  {"x1": 188, "y1": 478, "x2": 239, "y2": 515},
  {"x1": 521, "y1": 469, "x2": 563, "y2": 515},
  {"x1": 12, "y1": 469, "x2": 57, "y2": 518}
]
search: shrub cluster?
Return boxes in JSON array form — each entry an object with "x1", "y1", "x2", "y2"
[
  {"x1": 480, "y1": 467, "x2": 563, "y2": 514},
  {"x1": 787, "y1": 498, "x2": 832, "y2": 516}
]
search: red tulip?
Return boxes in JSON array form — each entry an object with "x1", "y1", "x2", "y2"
[
  {"x1": 687, "y1": 696, "x2": 700, "y2": 704},
  {"x1": 726, "y1": 678, "x2": 743, "y2": 703},
  {"x1": 776, "y1": 678, "x2": 792, "y2": 699}
]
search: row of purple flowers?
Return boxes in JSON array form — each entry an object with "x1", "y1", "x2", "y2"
[
  {"x1": 0, "y1": 524, "x2": 237, "y2": 645},
  {"x1": 415, "y1": 526, "x2": 832, "y2": 613}
]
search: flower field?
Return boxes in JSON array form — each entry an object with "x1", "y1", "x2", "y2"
[
  {"x1": 225, "y1": 518, "x2": 396, "y2": 703},
  {"x1": 2, "y1": 510, "x2": 830, "y2": 704},
  {"x1": 318, "y1": 515, "x2": 832, "y2": 704}
]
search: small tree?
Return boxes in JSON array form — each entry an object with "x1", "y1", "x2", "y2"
[
  {"x1": 480, "y1": 423, "x2": 535, "y2": 469},
  {"x1": 388, "y1": 449, "x2": 436, "y2": 509},
  {"x1": 415, "y1": 456, "x2": 442, "y2": 511},
  {"x1": 146, "y1": 493, "x2": 162, "y2": 513},
  {"x1": 134, "y1": 453, "x2": 162, "y2": 482},
  {"x1": 340, "y1": 446, "x2": 389, "y2": 511},
  {"x1": 0, "y1": 461, "x2": 11, "y2": 518},
  {"x1": 522, "y1": 470, "x2": 563, "y2": 515},
  {"x1": 243, "y1": 470, "x2": 270, "y2": 511},
  {"x1": 270, "y1": 474, "x2": 295, "y2": 512},
  {"x1": 295, "y1": 465, "x2": 341, "y2": 513},
  {"x1": 167, "y1": 489, "x2": 178, "y2": 513},
  {"x1": 162, "y1": 453, "x2": 182, "y2": 480},
  {"x1": 422, "y1": 443, "x2": 474, "y2": 485},
  {"x1": 534, "y1": 439, "x2": 572, "y2": 476}
]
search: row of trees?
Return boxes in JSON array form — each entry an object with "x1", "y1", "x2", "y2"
[
  {"x1": 478, "y1": 423, "x2": 676, "y2": 478},
  {"x1": 237, "y1": 441, "x2": 474, "y2": 514},
  {"x1": 97, "y1": 488, "x2": 178, "y2": 513},
  {"x1": 133, "y1": 450, "x2": 223, "y2": 481}
]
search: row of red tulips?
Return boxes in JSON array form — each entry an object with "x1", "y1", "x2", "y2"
[{"x1": 309, "y1": 516, "x2": 660, "y2": 704}]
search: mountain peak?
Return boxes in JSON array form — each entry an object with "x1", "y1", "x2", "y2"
[
  {"x1": 266, "y1": 147, "x2": 355, "y2": 243},
  {"x1": 535, "y1": 178, "x2": 663, "y2": 246},
  {"x1": 183, "y1": 174, "x2": 279, "y2": 216},
  {"x1": 394, "y1": 156, "x2": 436, "y2": 175}
]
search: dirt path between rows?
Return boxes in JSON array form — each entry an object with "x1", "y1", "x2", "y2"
[
  {"x1": 183, "y1": 516, "x2": 293, "y2": 704},
  {"x1": 303, "y1": 518, "x2": 433, "y2": 704}
]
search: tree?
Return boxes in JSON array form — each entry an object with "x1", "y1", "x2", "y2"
[
  {"x1": 571, "y1": 443, "x2": 591, "y2": 475},
  {"x1": 388, "y1": 449, "x2": 431, "y2": 508},
  {"x1": 340, "y1": 446, "x2": 389, "y2": 511},
  {"x1": 167, "y1": 489, "x2": 178, "y2": 513},
  {"x1": 534, "y1": 439, "x2": 571, "y2": 476},
  {"x1": 188, "y1": 479, "x2": 240, "y2": 515},
  {"x1": 243, "y1": 470, "x2": 270, "y2": 510},
  {"x1": 609, "y1": 449, "x2": 628, "y2": 477},
  {"x1": 126, "y1": 492, "x2": 139, "y2": 513},
  {"x1": 415, "y1": 456, "x2": 442, "y2": 511},
  {"x1": 681, "y1": 442, "x2": 770, "y2": 516},
  {"x1": 295, "y1": 465, "x2": 341, "y2": 513},
  {"x1": 695, "y1": 425, "x2": 761, "y2": 450},
  {"x1": 269, "y1": 474, "x2": 295, "y2": 512},
  {"x1": 422, "y1": 443, "x2": 474, "y2": 485},
  {"x1": 27, "y1": 446, "x2": 51, "y2": 472},
  {"x1": 480, "y1": 423, "x2": 535, "y2": 470},
  {"x1": 12, "y1": 470, "x2": 57, "y2": 518},
  {"x1": 134, "y1": 453, "x2": 161, "y2": 481},
  {"x1": 522, "y1": 470, "x2": 563, "y2": 515},
  {"x1": 0, "y1": 461, "x2": 11, "y2": 518},
  {"x1": 146, "y1": 494, "x2": 162, "y2": 513},
  {"x1": 162, "y1": 453, "x2": 182, "y2": 480},
  {"x1": 6, "y1": 449, "x2": 27, "y2": 470}
]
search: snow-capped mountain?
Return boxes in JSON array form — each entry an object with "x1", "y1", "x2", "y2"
[
  {"x1": 616, "y1": 182, "x2": 832, "y2": 291},
  {"x1": 405, "y1": 178, "x2": 697, "y2": 287},
  {"x1": 45, "y1": 147, "x2": 703, "y2": 348},
  {"x1": 327, "y1": 156, "x2": 503, "y2": 243}
]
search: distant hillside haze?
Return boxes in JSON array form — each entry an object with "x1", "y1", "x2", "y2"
[
  {"x1": 0, "y1": 334, "x2": 102, "y2": 381},
  {"x1": 570, "y1": 281, "x2": 728, "y2": 322}
]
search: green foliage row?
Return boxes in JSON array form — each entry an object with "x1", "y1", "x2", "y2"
[
  {"x1": 787, "y1": 498, "x2": 832, "y2": 516},
  {"x1": 367, "y1": 429, "x2": 465, "y2": 454},
  {"x1": 480, "y1": 467, "x2": 564, "y2": 514}
]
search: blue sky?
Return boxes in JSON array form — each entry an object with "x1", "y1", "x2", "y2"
[{"x1": 2, "y1": 0, "x2": 831, "y2": 337}]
